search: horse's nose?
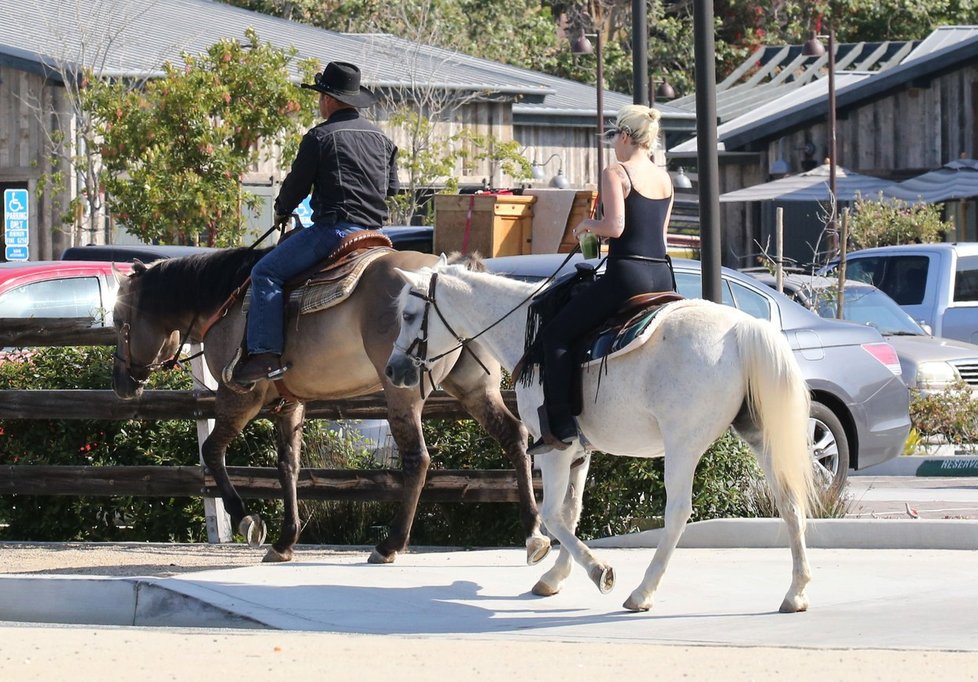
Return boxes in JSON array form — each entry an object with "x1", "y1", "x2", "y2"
[{"x1": 384, "y1": 363, "x2": 395, "y2": 380}]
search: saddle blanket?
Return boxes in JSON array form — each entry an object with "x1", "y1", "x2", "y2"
[
  {"x1": 581, "y1": 298, "x2": 707, "y2": 367},
  {"x1": 241, "y1": 248, "x2": 390, "y2": 316}
]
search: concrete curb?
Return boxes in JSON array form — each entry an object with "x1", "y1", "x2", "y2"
[
  {"x1": 587, "y1": 517, "x2": 978, "y2": 550},
  {"x1": 0, "y1": 575, "x2": 266, "y2": 628},
  {"x1": 855, "y1": 454, "x2": 978, "y2": 477}
]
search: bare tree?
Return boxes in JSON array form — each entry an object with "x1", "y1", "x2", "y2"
[
  {"x1": 15, "y1": 0, "x2": 177, "y2": 250},
  {"x1": 352, "y1": 2, "x2": 530, "y2": 224}
]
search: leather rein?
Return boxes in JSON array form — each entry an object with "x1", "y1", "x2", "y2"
[{"x1": 393, "y1": 250, "x2": 580, "y2": 396}]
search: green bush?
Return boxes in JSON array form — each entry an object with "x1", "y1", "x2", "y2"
[
  {"x1": 0, "y1": 346, "x2": 279, "y2": 541},
  {"x1": 2, "y1": 347, "x2": 832, "y2": 546},
  {"x1": 909, "y1": 381, "x2": 978, "y2": 452},
  {"x1": 847, "y1": 196, "x2": 950, "y2": 249}
]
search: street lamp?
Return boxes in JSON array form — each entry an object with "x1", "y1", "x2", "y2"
[
  {"x1": 569, "y1": 25, "x2": 605, "y2": 189},
  {"x1": 803, "y1": 26, "x2": 838, "y2": 254},
  {"x1": 531, "y1": 153, "x2": 570, "y2": 189}
]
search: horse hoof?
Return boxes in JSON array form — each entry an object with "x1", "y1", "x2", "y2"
[
  {"x1": 262, "y1": 547, "x2": 293, "y2": 563},
  {"x1": 238, "y1": 515, "x2": 266, "y2": 547},
  {"x1": 779, "y1": 594, "x2": 809, "y2": 613},
  {"x1": 526, "y1": 536, "x2": 552, "y2": 565},
  {"x1": 368, "y1": 549, "x2": 396, "y2": 564},
  {"x1": 531, "y1": 580, "x2": 560, "y2": 597},
  {"x1": 589, "y1": 564, "x2": 615, "y2": 594},
  {"x1": 623, "y1": 594, "x2": 651, "y2": 612}
]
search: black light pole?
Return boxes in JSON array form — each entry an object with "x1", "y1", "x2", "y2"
[
  {"x1": 803, "y1": 25, "x2": 838, "y2": 253},
  {"x1": 570, "y1": 25, "x2": 604, "y2": 189},
  {"x1": 632, "y1": 0, "x2": 648, "y2": 105},
  {"x1": 693, "y1": 0, "x2": 721, "y2": 303}
]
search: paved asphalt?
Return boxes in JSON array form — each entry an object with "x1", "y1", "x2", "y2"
[{"x1": 0, "y1": 472, "x2": 977, "y2": 680}]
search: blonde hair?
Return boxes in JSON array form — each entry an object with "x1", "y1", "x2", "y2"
[{"x1": 615, "y1": 104, "x2": 661, "y2": 151}]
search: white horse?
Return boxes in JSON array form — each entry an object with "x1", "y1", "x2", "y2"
[{"x1": 384, "y1": 257, "x2": 818, "y2": 613}]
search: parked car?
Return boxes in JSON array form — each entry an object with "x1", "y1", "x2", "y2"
[
  {"x1": 483, "y1": 253, "x2": 912, "y2": 485},
  {"x1": 822, "y1": 242, "x2": 978, "y2": 344},
  {"x1": 747, "y1": 271, "x2": 978, "y2": 396},
  {"x1": 60, "y1": 226, "x2": 433, "y2": 265},
  {"x1": 0, "y1": 260, "x2": 130, "y2": 327}
]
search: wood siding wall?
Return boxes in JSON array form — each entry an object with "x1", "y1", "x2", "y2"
[
  {"x1": 0, "y1": 66, "x2": 73, "y2": 260},
  {"x1": 719, "y1": 63, "x2": 978, "y2": 268}
]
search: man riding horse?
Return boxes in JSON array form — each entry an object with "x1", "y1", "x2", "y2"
[{"x1": 232, "y1": 61, "x2": 399, "y2": 386}]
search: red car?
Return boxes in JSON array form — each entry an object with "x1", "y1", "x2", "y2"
[{"x1": 0, "y1": 260, "x2": 132, "y2": 327}]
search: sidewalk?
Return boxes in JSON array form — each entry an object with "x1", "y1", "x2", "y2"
[{"x1": 2, "y1": 544, "x2": 977, "y2": 652}]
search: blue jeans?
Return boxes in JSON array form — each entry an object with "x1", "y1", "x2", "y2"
[{"x1": 246, "y1": 220, "x2": 363, "y2": 354}]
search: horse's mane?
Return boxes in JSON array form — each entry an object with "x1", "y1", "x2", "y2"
[{"x1": 131, "y1": 247, "x2": 270, "y2": 318}]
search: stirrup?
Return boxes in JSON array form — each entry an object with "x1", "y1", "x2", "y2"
[{"x1": 529, "y1": 404, "x2": 575, "y2": 454}]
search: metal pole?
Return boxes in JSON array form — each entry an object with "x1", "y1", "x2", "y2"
[
  {"x1": 776, "y1": 207, "x2": 784, "y2": 294},
  {"x1": 828, "y1": 25, "x2": 838, "y2": 255},
  {"x1": 596, "y1": 30, "x2": 605, "y2": 189},
  {"x1": 693, "y1": 0, "x2": 722, "y2": 303},
  {"x1": 632, "y1": 0, "x2": 648, "y2": 105}
]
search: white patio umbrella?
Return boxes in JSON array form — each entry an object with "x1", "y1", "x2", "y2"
[
  {"x1": 719, "y1": 163, "x2": 894, "y2": 203},
  {"x1": 881, "y1": 159, "x2": 978, "y2": 203}
]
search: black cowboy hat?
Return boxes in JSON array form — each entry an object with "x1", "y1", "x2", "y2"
[{"x1": 301, "y1": 61, "x2": 377, "y2": 108}]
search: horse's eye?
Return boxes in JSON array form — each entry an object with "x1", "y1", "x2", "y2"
[{"x1": 402, "y1": 311, "x2": 415, "y2": 324}]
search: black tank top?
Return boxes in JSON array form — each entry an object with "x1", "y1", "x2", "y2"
[{"x1": 607, "y1": 165, "x2": 671, "y2": 261}]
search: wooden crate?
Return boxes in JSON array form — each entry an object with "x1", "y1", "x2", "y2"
[
  {"x1": 557, "y1": 190, "x2": 599, "y2": 252},
  {"x1": 433, "y1": 194, "x2": 535, "y2": 257}
]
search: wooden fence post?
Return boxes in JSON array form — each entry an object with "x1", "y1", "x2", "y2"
[{"x1": 190, "y1": 343, "x2": 233, "y2": 543}]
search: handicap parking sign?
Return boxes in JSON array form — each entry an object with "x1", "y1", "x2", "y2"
[
  {"x1": 294, "y1": 196, "x2": 314, "y2": 226},
  {"x1": 4, "y1": 189, "x2": 30, "y2": 260}
]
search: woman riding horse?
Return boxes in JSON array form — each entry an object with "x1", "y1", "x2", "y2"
[{"x1": 531, "y1": 104, "x2": 676, "y2": 454}]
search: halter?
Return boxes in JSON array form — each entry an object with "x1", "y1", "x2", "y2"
[
  {"x1": 114, "y1": 316, "x2": 204, "y2": 387},
  {"x1": 395, "y1": 252, "x2": 577, "y2": 396},
  {"x1": 393, "y1": 272, "x2": 493, "y2": 397}
]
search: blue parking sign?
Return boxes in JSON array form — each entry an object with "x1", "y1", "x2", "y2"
[
  {"x1": 4, "y1": 189, "x2": 30, "y2": 260},
  {"x1": 5, "y1": 246, "x2": 28, "y2": 260},
  {"x1": 295, "y1": 196, "x2": 313, "y2": 226}
]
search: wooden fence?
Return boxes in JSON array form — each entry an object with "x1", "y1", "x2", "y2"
[{"x1": 0, "y1": 322, "x2": 532, "y2": 505}]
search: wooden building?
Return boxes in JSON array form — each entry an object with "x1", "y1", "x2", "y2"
[
  {"x1": 670, "y1": 27, "x2": 978, "y2": 268},
  {"x1": 0, "y1": 0, "x2": 694, "y2": 259}
]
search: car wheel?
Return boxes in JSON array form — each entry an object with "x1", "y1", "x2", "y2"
[{"x1": 809, "y1": 400, "x2": 850, "y2": 491}]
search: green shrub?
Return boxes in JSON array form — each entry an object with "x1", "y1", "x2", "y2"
[
  {"x1": 909, "y1": 381, "x2": 978, "y2": 452},
  {"x1": 0, "y1": 346, "x2": 279, "y2": 541},
  {"x1": 847, "y1": 195, "x2": 950, "y2": 249},
  {"x1": 2, "y1": 347, "x2": 848, "y2": 545}
]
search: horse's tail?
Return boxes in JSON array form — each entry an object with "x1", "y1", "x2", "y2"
[{"x1": 736, "y1": 317, "x2": 817, "y2": 519}]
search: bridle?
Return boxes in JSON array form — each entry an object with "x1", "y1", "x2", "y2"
[
  {"x1": 393, "y1": 272, "x2": 492, "y2": 397},
  {"x1": 394, "y1": 251, "x2": 579, "y2": 396},
  {"x1": 115, "y1": 315, "x2": 204, "y2": 387}
]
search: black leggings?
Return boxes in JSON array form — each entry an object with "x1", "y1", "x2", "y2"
[{"x1": 540, "y1": 260, "x2": 674, "y2": 427}]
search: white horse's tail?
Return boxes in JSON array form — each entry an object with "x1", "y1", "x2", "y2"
[{"x1": 736, "y1": 317, "x2": 817, "y2": 518}]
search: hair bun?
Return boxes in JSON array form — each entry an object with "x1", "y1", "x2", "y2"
[{"x1": 648, "y1": 108, "x2": 661, "y2": 123}]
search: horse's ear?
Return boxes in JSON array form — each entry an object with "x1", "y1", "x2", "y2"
[
  {"x1": 112, "y1": 262, "x2": 130, "y2": 284},
  {"x1": 132, "y1": 259, "x2": 148, "y2": 274},
  {"x1": 436, "y1": 253, "x2": 449, "y2": 268},
  {"x1": 392, "y1": 267, "x2": 419, "y2": 287}
]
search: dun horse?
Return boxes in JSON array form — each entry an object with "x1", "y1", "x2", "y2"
[
  {"x1": 386, "y1": 258, "x2": 818, "y2": 612},
  {"x1": 111, "y1": 246, "x2": 549, "y2": 564}
]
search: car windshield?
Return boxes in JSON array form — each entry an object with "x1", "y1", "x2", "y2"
[{"x1": 810, "y1": 285, "x2": 925, "y2": 335}]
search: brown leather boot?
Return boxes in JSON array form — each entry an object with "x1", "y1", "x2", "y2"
[
  {"x1": 527, "y1": 404, "x2": 577, "y2": 455},
  {"x1": 230, "y1": 352, "x2": 288, "y2": 386}
]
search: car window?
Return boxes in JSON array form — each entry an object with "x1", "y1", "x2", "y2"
[
  {"x1": 729, "y1": 281, "x2": 772, "y2": 320},
  {"x1": 809, "y1": 287, "x2": 924, "y2": 334},
  {"x1": 844, "y1": 255, "x2": 929, "y2": 306},
  {"x1": 674, "y1": 271, "x2": 735, "y2": 307},
  {"x1": 953, "y1": 255, "x2": 978, "y2": 303},
  {"x1": 0, "y1": 276, "x2": 103, "y2": 321}
]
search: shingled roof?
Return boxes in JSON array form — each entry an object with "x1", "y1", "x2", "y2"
[
  {"x1": 0, "y1": 0, "x2": 692, "y2": 131},
  {"x1": 671, "y1": 26, "x2": 978, "y2": 154}
]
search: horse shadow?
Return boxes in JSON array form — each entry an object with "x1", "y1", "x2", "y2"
[{"x1": 177, "y1": 565, "x2": 775, "y2": 635}]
